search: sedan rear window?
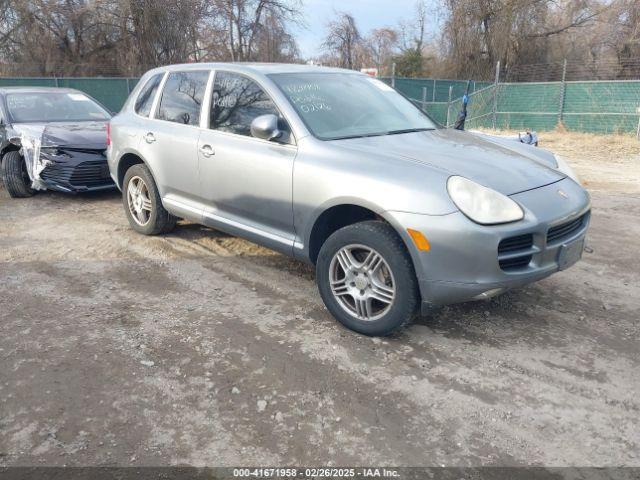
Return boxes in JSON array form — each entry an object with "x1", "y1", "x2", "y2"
[{"x1": 6, "y1": 92, "x2": 111, "y2": 123}]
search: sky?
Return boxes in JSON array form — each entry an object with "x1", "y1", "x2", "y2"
[{"x1": 290, "y1": 0, "x2": 433, "y2": 59}]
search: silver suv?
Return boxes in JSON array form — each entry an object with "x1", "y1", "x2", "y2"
[{"x1": 108, "y1": 63, "x2": 590, "y2": 336}]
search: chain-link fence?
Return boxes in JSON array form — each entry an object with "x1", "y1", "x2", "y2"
[
  {"x1": 0, "y1": 71, "x2": 638, "y2": 134},
  {"x1": 406, "y1": 80, "x2": 640, "y2": 134},
  {"x1": 505, "y1": 59, "x2": 640, "y2": 82},
  {"x1": 379, "y1": 77, "x2": 492, "y2": 102}
]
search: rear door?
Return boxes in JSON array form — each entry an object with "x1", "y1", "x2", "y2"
[{"x1": 137, "y1": 70, "x2": 211, "y2": 217}]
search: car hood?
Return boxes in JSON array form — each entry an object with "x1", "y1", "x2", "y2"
[
  {"x1": 332, "y1": 128, "x2": 564, "y2": 195},
  {"x1": 11, "y1": 121, "x2": 108, "y2": 150}
]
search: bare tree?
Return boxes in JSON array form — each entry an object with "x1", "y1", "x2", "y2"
[
  {"x1": 363, "y1": 27, "x2": 398, "y2": 74},
  {"x1": 398, "y1": 0, "x2": 430, "y2": 52},
  {"x1": 210, "y1": 0, "x2": 301, "y2": 62},
  {"x1": 321, "y1": 12, "x2": 361, "y2": 69},
  {"x1": 439, "y1": 0, "x2": 609, "y2": 79},
  {"x1": 392, "y1": 0, "x2": 437, "y2": 77},
  {"x1": 0, "y1": 0, "x2": 637, "y2": 80},
  {"x1": 0, "y1": 0, "x2": 124, "y2": 75},
  {"x1": 123, "y1": 0, "x2": 209, "y2": 66},
  {"x1": 0, "y1": 0, "x2": 301, "y2": 75},
  {"x1": 611, "y1": 0, "x2": 640, "y2": 66},
  {"x1": 251, "y1": 10, "x2": 300, "y2": 62}
]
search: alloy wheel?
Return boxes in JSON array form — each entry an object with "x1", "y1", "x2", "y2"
[
  {"x1": 127, "y1": 176, "x2": 152, "y2": 226},
  {"x1": 329, "y1": 244, "x2": 396, "y2": 321}
]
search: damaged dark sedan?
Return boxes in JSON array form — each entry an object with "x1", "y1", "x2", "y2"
[{"x1": 0, "y1": 87, "x2": 114, "y2": 197}]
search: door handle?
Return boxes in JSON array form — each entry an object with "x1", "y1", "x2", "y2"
[
  {"x1": 200, "y1": 144, "x2": 214, "y2": 157},
  {"x1": 144, "y1": 132, "x2": 156, "y2": 144}
]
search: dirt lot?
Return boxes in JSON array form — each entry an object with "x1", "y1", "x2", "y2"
[{"x1": 1, "y1": 131, "x2": 639, "y2": 467}]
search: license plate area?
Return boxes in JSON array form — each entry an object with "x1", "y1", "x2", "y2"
[{"x1": 557, "y1": 237, "x2": 585, "y2": 270}]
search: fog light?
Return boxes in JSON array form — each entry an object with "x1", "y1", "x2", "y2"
[{"x1": 472, "y1": 288, "x2": 505, "y2": 300}]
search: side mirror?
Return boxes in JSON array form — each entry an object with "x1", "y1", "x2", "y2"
[{"x1": 250, "y1": 114, "x2": 282, "y2": 141}]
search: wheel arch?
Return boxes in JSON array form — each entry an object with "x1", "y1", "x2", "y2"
[
  {"x1": 116, "y1": 152, "x2": 147, "y2": 190},
  {"x1": 0, "y1": 143, "x2": 20, "y2": 164},
  {"x1": 306, "y1": 201, "x2": 421, "y2": 274}
]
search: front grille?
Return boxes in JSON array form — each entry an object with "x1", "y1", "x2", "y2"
[
  {"x1": 69, "y1": 160, "x2": 111, "y2": 187},
  {"x1": 40, "y1": 159, "x2": 112, "y2": 189},
  {"x1": 63, "y1": 148, "x2": 105, "y2": 155},
  {"x1": 547, "y1": 214, "x2": 586, "y2": 244},
  {"x1": 498, "y1": 234, "x2": 533, "y2": 254},
  {"x1": 40, "y1": 163, "x2": 74, "y2": 183},
  {"x1": 495, "y1": 213, "x2": 589, "y2": 273},
  {"x1": 499, "y1": 254, "x2": 533, "y2": 270},
  {"x1": 498, "y1": 233, "x2": 534, "y2": 271}
]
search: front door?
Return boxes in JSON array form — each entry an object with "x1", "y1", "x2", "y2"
[{"x1": 197, "y1": 71, "x2": 297, "y2": 255}]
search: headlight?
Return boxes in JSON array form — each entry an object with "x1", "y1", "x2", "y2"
[
  {"x1": 447, "y1": 176, "x2": 524, "y2": 225},
  {"x1": 554, "y1": 154, "x2": 580, "y2": 184}
]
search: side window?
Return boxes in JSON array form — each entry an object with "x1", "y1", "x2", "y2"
[
  {"x1": 134, "y1": 73, "x2": 163, "y2": 117},
  {"x1": 210, "y1": 71, "x2": 287, "y2": 139},
  {"x1": 157, "y1": 71, "x2": 209, "y2": 126}
]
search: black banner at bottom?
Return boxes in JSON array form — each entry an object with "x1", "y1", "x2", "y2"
[{"x1": 0, "y1": 467, "x2": 639, "y2": 480}]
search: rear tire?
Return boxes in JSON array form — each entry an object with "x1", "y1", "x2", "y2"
[
  {"x1": 316, "y1": 220, "x2": 419, "y2": 336},
  {"x1": 122, "y1": 163, "x2": 176, "y2": 235},
  {"x1": 2, "y1": 151, "x2": 35, "y2": 198}
]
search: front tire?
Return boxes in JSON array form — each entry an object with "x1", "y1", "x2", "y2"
[
  {"x1": 1, "y1": 151, "x2": 36, "y2": 198},
  {"x1": 316, "y1": 221, "x2": 419, "y2": 336},
  {"x1": 122, "y1": 164, "x2": 176, "y2": 235}
]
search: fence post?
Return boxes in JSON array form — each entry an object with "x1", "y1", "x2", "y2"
[
  {"x1": 446, "y1": 85, "x2": 453, "y2": 127},
  {"x1": 558, "y1": 59, "x2": 567, "y2": 126},
  {"x1": 126, "y1": 77, "x2": 131, "y2": 93},
  {"x1": 54, "y1": 76, "x2": 59, "y2": 88},
  {"x1": 492, "y1": 61, "x2": 500, "y2": 130},
  {"x1": 391, "y1": 62, "x2": 396, "y2": 89},
  {"x1": 422, "y1": 87, "x2": 427, "y2": 111},
  {"x1": 432, "y1": 79, "x2": 436, "y2": 102}
]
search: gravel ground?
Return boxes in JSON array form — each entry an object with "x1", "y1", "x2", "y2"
[{"x1": 0, "y1": 132, "x2": 638, "y2": 467}]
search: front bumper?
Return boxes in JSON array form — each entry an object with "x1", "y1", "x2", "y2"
[
  {"x1": 386, "y1": 178, "x2": 591, "y2": 310},
  {"x1": 39, "y1": 152, "x2": 116, "y2": 193}
]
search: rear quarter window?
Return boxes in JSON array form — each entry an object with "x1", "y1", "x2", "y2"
[{"x1": 134, "y1": 73, "x2": 163, "y2": 117}]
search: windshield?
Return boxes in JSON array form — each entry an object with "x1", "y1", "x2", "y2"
[
  {"x1": 269, "y1": 72, "x2": 437, "y2": 140},
  {"x1": 6, "y1": 92, "x2": 111, "y2": 123}
]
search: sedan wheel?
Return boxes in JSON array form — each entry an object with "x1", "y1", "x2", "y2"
[
  {"x1": 1, "y1": 150, "x2": 36, "y2": 198},
  {"x1": 329, "y1": 244, "x2": 396, "y2": 321},
  {"x1": 127, "y1": 176, "x2": 153, "y2": 227}
]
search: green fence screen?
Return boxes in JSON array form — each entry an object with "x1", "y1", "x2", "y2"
[
  {"x1": 398, "y1": 79, "x2": 640, "y2": 134},
  {"x1": 380, "y1": 77, "x2": 492, "y2": 102},
  {"x1": 0, "y1": 76, "x2": 638, "y2": 133}
]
